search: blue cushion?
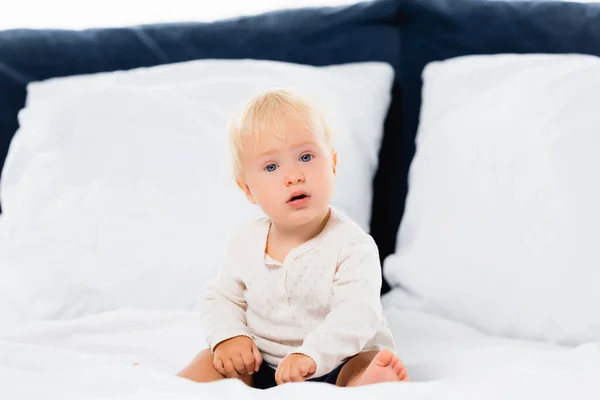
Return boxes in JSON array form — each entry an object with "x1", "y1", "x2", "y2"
[
  {"x1": 397, "y1": 0, "x2": 600, "y2": 224},
  {"x1": 0, "y1": 0, "x2": 402, "y2": 288}
]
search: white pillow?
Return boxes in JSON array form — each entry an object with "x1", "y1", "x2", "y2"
[
  {"x1": 383, "y1": 54, "x2": 600, "y2": 345},
  {"x1": 0, "y1": 59, "x2": 394, "y2": 321}
]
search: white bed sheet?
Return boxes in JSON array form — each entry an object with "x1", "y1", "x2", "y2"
[{"x1": 0, "y1": 289, "x2": 599, "y2": 399}]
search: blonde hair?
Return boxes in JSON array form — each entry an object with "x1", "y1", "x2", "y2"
[{"x1": 227, "y1": 88, "x2": 334, "y2": 179}]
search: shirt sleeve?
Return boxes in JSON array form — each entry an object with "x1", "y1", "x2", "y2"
[
  {"x1": 292, "y1": 235, "x2": 384, "y2": 378},
  {"x1": 201, "y1": 236, "x2": 252, "y2": 352}
]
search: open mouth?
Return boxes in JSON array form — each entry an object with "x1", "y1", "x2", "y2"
[{"x1": 287, "y1": 192, "x2": 310, "y2": 203}]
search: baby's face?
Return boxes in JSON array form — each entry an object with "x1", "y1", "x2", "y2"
[{"x1": 237, "y1": 117, "x2": 336, "y2": 228}]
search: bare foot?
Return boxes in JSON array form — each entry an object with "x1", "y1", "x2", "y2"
[{"x1": 355, "y1": 349, "x2": 409, "y2": 385}]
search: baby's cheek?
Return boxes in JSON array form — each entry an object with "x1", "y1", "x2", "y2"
[{"x1": 258, "y1": 185, "x2": 281, "y2": 206}]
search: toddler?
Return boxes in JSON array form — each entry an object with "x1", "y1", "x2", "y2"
[{"x1": 177, "y1": 88, "x2": 409, "y2": 388}]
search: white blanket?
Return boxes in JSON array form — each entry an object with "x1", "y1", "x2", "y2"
[{"x1": 1, "y1": 300, "x2": 599, "y2": 399}]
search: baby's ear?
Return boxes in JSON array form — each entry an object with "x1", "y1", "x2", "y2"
[
  {"x1": 332, "y1": 151, "x2": 338, "y2": 175},
  {"x1": 236, "y1": 179, "x2": 256, "y2": 204}
]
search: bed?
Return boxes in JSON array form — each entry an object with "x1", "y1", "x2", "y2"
[
  {"x1": 1, "y1": 0, "x2": 600, "y2": 398},
  {"x1": 0, "y1": 293, "x2": 597, "y2": 399}
]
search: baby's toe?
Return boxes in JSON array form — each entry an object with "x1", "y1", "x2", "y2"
[
  {"x1": 399, "y1": 368, "x2": 410, "y2": 381},
  {"x1": 391, "y1": 358, "x2": 404, "y2": 372},
  {"x1": 394, "y1": 363, "x2": 409, "y2": 381},
  {"x1": 373, "y1": 349, "x2": 395, "y2": 367}
]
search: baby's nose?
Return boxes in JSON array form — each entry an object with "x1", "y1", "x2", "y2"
[{"x1": 285, "y1": 173, "x2": 304, "y2": 185}]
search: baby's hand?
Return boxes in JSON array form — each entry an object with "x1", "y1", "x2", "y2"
[
  {"x1": 213, "y1": 336, "x2": 262, "y2": 378},
  {"x1": 275, "y1": 353, "x2": 317, "y2": 384}
]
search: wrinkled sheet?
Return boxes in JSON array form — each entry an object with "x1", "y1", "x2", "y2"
[{"x1": 1, "y1": 302, "x2": 599, "y2": 399}]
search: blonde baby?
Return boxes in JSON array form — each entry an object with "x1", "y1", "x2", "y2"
[{"x1": 177, "y1": 88, "x2": 409, "y2": 389}]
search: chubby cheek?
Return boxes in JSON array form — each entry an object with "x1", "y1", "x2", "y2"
[
  {"x1": 312, "y1": 164, "x2": 336, "y2": 198},
  {"x1": 321, "y1": 176, "x2": 336, "y2": 202},
  {"x1": 251, "y1": 180, "x2": 282, "y2": 210}
]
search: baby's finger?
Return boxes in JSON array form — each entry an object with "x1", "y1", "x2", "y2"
[
  {"x1": 276, "y1": 363, "x2": 289, "y2": 385},
  {"x1": 252, "y1": 345, "x2": 263, "y2": 372},
  {"x1": 275, "y1": 365, "x2": 283, "y2": 385},
  {"x1": 282, "y1": 364, "x2": 292, "y2": 384},
  {"x1": 307, "y1": 360, "x2": 316, "y2": 376},
  {"x1": 290, "y1": 365, "x2": 303, "y2": 382},
  {"x1": 298, "y1": 362, "x2": 309, "y2": 377},
  {"x1": 241, "y1": 350, "x2": 255, "y2": 375},
  {"x1": 233, "y1": 354, "x2": 247, "y2": 375},
  {"x1": 223, "y1": 359, "x2": 239, "y2": 378},
  {"x1": 213, "y1": 357, "x2": 226, "y2": 377}
]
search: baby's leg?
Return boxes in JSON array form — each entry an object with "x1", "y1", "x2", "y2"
[
  {"x1": 336, "y1": 349, "x2": 409, "y2": 387},
  {"x1": 176, "y1": 349, "x2": 253, "y2": 386}
]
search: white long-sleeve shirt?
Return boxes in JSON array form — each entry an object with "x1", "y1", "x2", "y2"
[{"x1": 201, "y1": 208, "x2": 395, "y2": 378}]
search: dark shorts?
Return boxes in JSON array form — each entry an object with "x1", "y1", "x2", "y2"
[{"x1": 252, "y1": 360, "x2": 348, "y2": 389}]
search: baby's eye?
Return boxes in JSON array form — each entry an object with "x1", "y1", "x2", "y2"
[
  {"x1": 265, "y1": 163, "x2": 278, "y2": 172},
  {"x1": 300, "y1": 154, "x2": 313, "y2": 163}
]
